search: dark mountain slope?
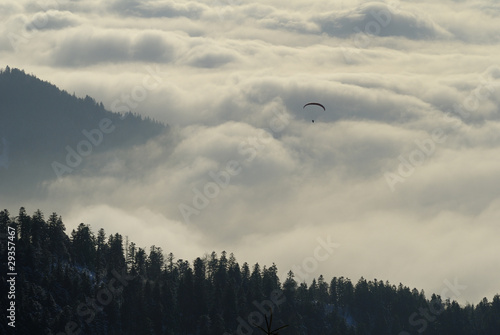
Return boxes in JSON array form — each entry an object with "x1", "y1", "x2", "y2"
[{"x1": 0, "y1": 66, "x2": 166, "y2": 197}]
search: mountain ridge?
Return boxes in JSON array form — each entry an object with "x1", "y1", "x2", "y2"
[{"x1": 0, "y1": 66, "x2": 167, "y2": 200}]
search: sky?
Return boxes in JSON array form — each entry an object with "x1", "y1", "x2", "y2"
[{"x1": 1, "y1": 0, "x2": 500, "y2": 304}]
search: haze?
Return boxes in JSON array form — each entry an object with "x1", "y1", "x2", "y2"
[{"x1": 1, "y1": 0, "x2": 500, "y2": 304}]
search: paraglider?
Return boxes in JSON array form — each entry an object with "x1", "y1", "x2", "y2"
[{"x1": 303, "y1": 102, "x2": 325, "y2": 122}]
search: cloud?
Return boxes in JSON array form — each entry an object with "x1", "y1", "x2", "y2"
[
  {"x1": 25, "y1": 10, "x2": 81, "y2": 31},
  {"x1": 238, "y1": 3, "x2": 319, "y2": 34},
  {"x1": 181, "y1": 43, "x2": 240, "y2": 68},
  {"x1": 2, "y1": 0, "x2": 500, "y2": 304},
  {"x1": 316, "y1": 2, "x2": 451, "y2": 40},
  {"x1": 111, "y1": 0, "x2": 207, "y2": 19},
  {"x1": 65, "y1": 204, "x2": 207, "y2": 260},
  {"x1": 131, "y1": 32, "x2": 176, "y2": 62},
  {"x1": 48, "y1": 28, "x2": 179, "y2": 66},
  {"x1": 34, "y1": 108, "x2": 500, "y2": 303},
  {"x1": 0, "y1": 2, "x2": 23, "y2": 17},
  {"x1": 427, "y1": 2, "x2": 500, "y2": 43}
]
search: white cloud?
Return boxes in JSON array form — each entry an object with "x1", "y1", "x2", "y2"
[
  {"x1": 2, "y1": 0, "x2": 500, "y2": 304},
  {"x1": 25, "y1": 10, "x2": 81, "y2": 31},
  {"x1": 315, "y1": 2, "x2": 452, "y2": 40},
  {"x1": 46, "y1": 28, "x2": 181, "y2": 66},
  {"x1": 111, "y1": 0, "x2": 208, "y2": 18},
  {"x1": 181, "y1": 43, "x2": 241, "y2": 67},
  {"x1": 65, "y1": 204, "x2": 207, "y2": 260}
]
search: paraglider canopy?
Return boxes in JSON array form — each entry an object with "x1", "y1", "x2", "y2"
[{"x1": 303, "y1": 102, "x2": 325, "y2": 122}]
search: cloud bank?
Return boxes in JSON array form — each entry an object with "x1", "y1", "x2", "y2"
[{"x1": 1, "y1": 0, "x2": 500, "y2": 304}]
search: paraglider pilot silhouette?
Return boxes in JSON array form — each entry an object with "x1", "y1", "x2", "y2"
[{"x1": 303, "y1": 102, "x2": 325, "y2": 122}]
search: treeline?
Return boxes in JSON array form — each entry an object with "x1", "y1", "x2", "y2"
[{"x1": 0, "y1": 208, "x2": 499, "y2": 335}]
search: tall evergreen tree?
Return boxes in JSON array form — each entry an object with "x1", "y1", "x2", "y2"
[
  {"x1": 47, "y1": 212, "x2": 70, "y2": 262},
  {"x1": 71, "y1": 222, "x2": 96, "y2": 267},
  {"x1": 178, "y1": 264, "x2": 195, "y2": 334},
  {"x1": 107, "y1": 233, "x2": 125, "y2": 272},
  {"x1": 193, "y1": 257, "x2": 208, "y2": 319},
  {"x1": 249, "y1": 263, "x2": 263, "y2": 303},
  {"x1": 147, "y1": 245, "x2": 164, "y2": 280}
]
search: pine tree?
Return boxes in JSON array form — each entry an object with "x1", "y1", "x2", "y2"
[
  {"x1": 262, "y1": 263, "x2": 280, "y2": 298},
  {"x1": 95, "y1": 227, "x2": 108, "y2": 279},
  {"x1": 178, "y1": 264, "x2": 196, "y2": 334},
  {"x1": 71, "y1": 222, "x2": 96, "y2": 267},
  {"x1": 107, "y1": 233, "x2": 125, "y2": 272},
  {"x1": 193, "y1": 257, "x2": 208, "y2": 319},
  {"x1": 47, "y1": 212, "x2": 71, "y2": 261},
  {"x1": 147, "y1": 245, "x2": 164, "y2": 280},
  {"x1": 249, "y1": 263, "x2": 263, "y2": 303},
  {"x1": 17, "y1": 207, "x2": 31, "y2": 243},
  {"x1": 134, "y1": 247, "x2": 147, "y2": 278},
  {"x1": 317, "y1": 274, "x2": 329, "y2": 304}
]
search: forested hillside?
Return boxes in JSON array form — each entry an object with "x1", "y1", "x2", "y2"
[
  {"x1": 1, "y1": 208, "x2": 499, "y2": 335},
  {"x1": 0, "y1": 67, "x2": 166, "y2": 194}
]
